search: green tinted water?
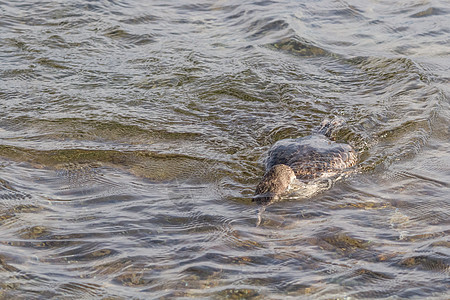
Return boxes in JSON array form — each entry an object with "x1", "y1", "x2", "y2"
[{"x1": 0, "y1": 0, "x2": 449, "y2": 298}]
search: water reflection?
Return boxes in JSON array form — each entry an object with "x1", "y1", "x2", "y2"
[{"x1": 0, "y1": 0, "x2": 449, "y2": 298}]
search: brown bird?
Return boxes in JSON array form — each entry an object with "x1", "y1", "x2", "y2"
[{"x1": 254, "y1": 118, "x2": 357, "y2": 204}]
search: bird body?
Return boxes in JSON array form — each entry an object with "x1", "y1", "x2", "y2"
[{"x1": 254, "y1": 119, "x2": 357, "y2": 203}]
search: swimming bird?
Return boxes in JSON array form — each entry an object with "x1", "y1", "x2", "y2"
[{"x1": 254, "y1": 118, "x2": 357, "y2": 204}]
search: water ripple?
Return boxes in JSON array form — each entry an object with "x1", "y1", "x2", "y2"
[{"x1": 0, "y1": 0, "x2": 449, "y2": 298}]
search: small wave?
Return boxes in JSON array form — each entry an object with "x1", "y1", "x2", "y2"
[
  {"x1": 398, "y1": 255, "x2": 450, "y2": 273},
  {"x1": 120, "y1": 14, "x2": 161, "y2": 25},
  {"x1": 57, "y1": 282, "x2": 104, "y2": 298},
  {"x1": 410, "y1": 7, "x2": 448, "y2": 18},
  {"x1": 267, "y1": 36, "x2": 334, "y2": 57},
  {"x1": 102, "y1": 25, "x2": 156, "y2": 47}
]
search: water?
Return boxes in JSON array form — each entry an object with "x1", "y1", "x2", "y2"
[{"x1": 0, "y1": 0, "x2": 449, "y2": 298}]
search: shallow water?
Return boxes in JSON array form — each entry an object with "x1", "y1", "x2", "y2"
[{"x1": 0, "y1": 0, "x2": 449, "y2": 298}]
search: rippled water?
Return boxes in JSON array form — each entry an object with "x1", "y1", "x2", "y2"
[{"x1": 1, "y1": 0, "x2": 449, "y2": 298}]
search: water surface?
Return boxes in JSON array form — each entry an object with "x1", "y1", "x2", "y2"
[{"x1": 0, "y1": 0, "x2": 449, "y2": 298}]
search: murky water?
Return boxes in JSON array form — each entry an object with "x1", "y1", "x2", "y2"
[{"x1": 1, "y1": 0, "x2": 449, "y2": 298}]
